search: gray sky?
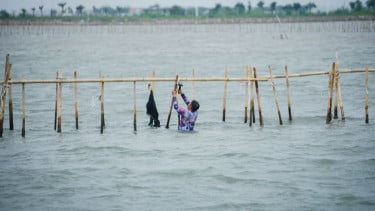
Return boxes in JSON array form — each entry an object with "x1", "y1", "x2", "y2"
[{"x1": 1, "y1": 0, "x2": 350, "y2": 13}]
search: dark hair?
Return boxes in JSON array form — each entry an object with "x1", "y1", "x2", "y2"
[{"x1": 191, "y1": 100, "x2": 200, "y2": 112}]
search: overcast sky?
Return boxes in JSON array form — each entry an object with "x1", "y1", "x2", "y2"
[{"x1": 1, "y1": 0, "x2": 351, "y2": 12}]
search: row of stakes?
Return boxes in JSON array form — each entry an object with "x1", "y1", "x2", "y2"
[{"x1": 0, "y1": 54, "x2": 373, "y2": 137}]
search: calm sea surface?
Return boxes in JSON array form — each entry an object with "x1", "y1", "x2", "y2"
[{"x1": 1, "y1": 21, "x2": 375, "y2": 210}]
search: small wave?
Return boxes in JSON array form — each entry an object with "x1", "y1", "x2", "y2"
[
  {"x1": 336, "y1": 193, "x2": 375, "y2": 207},
  {"x1": 213, "y1": 174, "x2": 252, "y2": 184},
  {"x1": 315, "y1": 158, "x2": 338, "y2": 165},
  {"x1": 58, "y1": 145, "x2": 131, "y2": 155},
  {"x1": 352, "y1": 157, "x2": 375, "y2": 165},
  {"x1": 192, "y1": 203, "x2": 255, "y2": 210},
  {"x1": 153, "y1": 168, "x2": 197, "y2": 178},
  {"x1": 219, "y1": 152, "x2": 249, "y2": 158},
  {"x1": 358, "y1": 200, "x2": 375, "y2": 206}
]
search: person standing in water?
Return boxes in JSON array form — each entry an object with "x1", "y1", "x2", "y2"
[{"x1": 172, "y1": 87, "x2": 200, "y2": 131}]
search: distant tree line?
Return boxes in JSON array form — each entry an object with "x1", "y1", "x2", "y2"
[{"x1": 1, "y1": 0, "x2": 374, "y2": 19}]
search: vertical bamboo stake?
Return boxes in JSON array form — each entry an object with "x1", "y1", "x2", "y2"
[
  {"x1": 8, "y1": 63, "x2": 13, "y2": 130},
  {"x1": 166, "y1": 75, "x2": 178, "y2": 129},
  {"x1": 0, "y1": 54, "x2": 10, "y2": 137},
  {"x1": 365, "y1": 66, "x2": 369, "y2": 124},
  {"x1": 269, "y1": 66, "x2": 283, "y2": 125},
  {"x1": 284, "y1": 65, "x2": 292, "y2": 121},
  {"x1": 9, "y1": 69, "x2": 14, "y2": 130},
  {"x1": 335, "y1": 63, "x2": 345, "y2": 120},
  {"x1": 222, "y1": 69, "x2": 228, "y2": 122},
  {"x1": 254, "y1": 67, "x2": 263, "y2": 126},
  {"x1": 133, "y1": 81, "x2": 137, "y2": 132},
  {"x1": 57, "y1": 72, "x2": 62, "y2": 133},
  {"x1": 326, "y1": 63, "x2": 335, "y2": 124},
  {"x1": 54, "y1": 72, "x2": 58, "y2": 130},
  {"x1": 74, "y1": 71, "x2": 79, "y2": 129},
  {"x1": 249, "y1": 67, "x2": 255, "y2": 127},
  {"x1": 100, "y1": 73, "x2": 105, "y2": 134},
  {"x1": 192, "y1": 69, "x2": 195, "y2": 99},
  {"x1": 165, "y1": 75, "x2": 178, "y2": 128},
  {"x1": 22, "y1": 83, "x2": 25, "y2": 137},
  {"x1": 333, "y1": 63, "x2": 339, "y2": 119},
  {"x1": 152, "y1": 71, "x2": 156, "y2": 92},
  {"x1": 244, "y1": 67, "x2": 249, "y2": 123}
]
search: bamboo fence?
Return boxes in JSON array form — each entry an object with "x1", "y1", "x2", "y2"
[{"x1": 0, "y1": 54, "x2": 374, "y2": 137}]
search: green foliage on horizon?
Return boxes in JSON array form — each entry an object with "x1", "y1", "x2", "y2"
[{"x1": 0, "y1": 0, "x2": 374, "y2": 22}]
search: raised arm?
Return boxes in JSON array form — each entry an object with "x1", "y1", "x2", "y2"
[{"x1": 180, "y1": 93, "x2": 190, "y2": 106}]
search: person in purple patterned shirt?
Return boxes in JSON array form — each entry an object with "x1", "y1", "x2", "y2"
[{"x1": 172, "y1": 89, "x2": 200, "y2": 131}]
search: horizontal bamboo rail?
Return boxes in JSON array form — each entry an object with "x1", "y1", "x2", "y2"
[
  {"x1": 3, "y1": 77, "x2": 268, "y2": 84},
  {"x1": 2, "y1": 69, "x2": 374, "y2": 85}
]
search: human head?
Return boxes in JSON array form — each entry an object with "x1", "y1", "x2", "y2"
[{"x1": 190, "y1": 100, "x2": 200, "y2": 112}]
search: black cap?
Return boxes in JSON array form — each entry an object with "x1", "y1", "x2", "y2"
[{"x1": 191, "y1": 100, "x2": 200, "y2": 112}]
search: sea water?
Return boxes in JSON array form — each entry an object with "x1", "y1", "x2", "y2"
[{"x1": 0, "y1": 22, "x2": 375, "y2": 210}]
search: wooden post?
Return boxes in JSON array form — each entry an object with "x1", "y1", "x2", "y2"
[
  {"x1": 166, "y1": 75, "x2": 178, "y2": 129},
  {"x1": 249, "y1": 67, "x2": 255, "y2": 127},
  {"x1": 1, "y1": 54, "x2": 10, "y2": 137},
  {"x1": 222, "y1": 69, "x2": 228, "y2": 122},
  {"x1": 22, "y1": 83, "x2": 25, "y2": 137},
  {"x1": 54, "y1": 72, "x2": 58, "y2": 130},
  {"x1": 326, "y1": 63, "x2": 335, "y2": 124},
  {"x1": 74, "y1": 71, "x2": 79, "y2": 129},
  {"x1": 152, "y1": 71, "x2": 156, "y2": 92},
  {"x1": 100, "y1": 73, "x2": 105, "y2": 134},
  {"x1": 335, "y1": 63, "x2": 345, "y2": 120},
  {"x1": 0, "y1": 73, "x2": 6, "y2": 137},
  {"x1": 334, "y1": 54, "x2": 340, "y2": 120},
  {"x1": 284, "y1": 65, "x2": 292, "y2": 121},
  {"x1": 244, "y1": 67, "x2": 249, "y2": 123},
  {"x1": 192, "y1": 69, "x2": 195, "y2": 99},
  {"x1": 133, "y1": 81, "x2": 137, "y2": 132},
  {"x1": 365, "y1": 66, "x2": 369, "y2": 123},
  {"x1": 254, "y1": 67, "x2": 263, "y2": 126},
  {"x1": 8, "y1": 64, "x2": 13, "y2": 130},
  {"x1": 269, "y1": 66, "x2": 283, "y2": 125},
  {"x1": 57, "y1": 72, "x2": 62, "y2": 133},
  {"x1": 333, "y1": 63, "x2": 339, "y2": 119}
]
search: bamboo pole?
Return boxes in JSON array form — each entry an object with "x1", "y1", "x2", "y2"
[
  {"x1": 22, "y1": 83, "x2": 25, "y2": 137},
  {"x1": 8, "y1": 63, "x2": 13, "y2": 130},
  {"x1": 249, "y1": 67, "x2": 255, "y2": 127},
  {"x1": 269, "y1": 66, "x2": 283, "y2": 125},
  {"x1": 335, "y1": 63, "x2": 345, "y2": 120},
  {"x1": 152, "y1": 71, "x2": 156, "y2": 92},
  {"x1": 333, "y1": 63, "x2": 339, "y2": 119},
  {"x1": 222, "y1": 69, "x2": 228, "y2": 122},
  {"x1": 133, "y1": 81, "x2": 137, "y2": 132},
  {"x1": 5, "y1": 76, "x2": 270, "y2": 84},
  {"x1": 284, "y1": 65, "x2": 292, "y2": 121},
  {"x1": 54, "y1": 72, "x2": 58, "y2": 131},
  {"x1": 74, "y1": 71, "x2": 79, "y2": 129},
  {"x1": 166, "y1": 75, "x2": 178, "y2": 129},
  {"x1": 57, "y1": 72, "x2": 62, "y2": 133},
  {"x1": 365, "y1": 66, "x2": 369, "y2": 124},
  {"x1": 244, "y1": 67, "x2": 249, "y2": 123},
  {"x1": 3, "y1": 69, "x2": 375, "y2": 85},
  {"x1": 192, "y1": 69, "x2": 195, "y2": 99},
  {"x1": 326, "y1": 63, "x2": 335, "y2": 124},
  {"x1": 270, "y1": 69, "x2": 375, "y2": 79},
  {"x1": 254, "y1": 67, "x2": 263, "y2": 126},
  {"x1": 100, "y1": 73, "x2": 105, "y2": 134},
  {"x1": 0, "y1": 54, "x2": 10, "y2": 137}
]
